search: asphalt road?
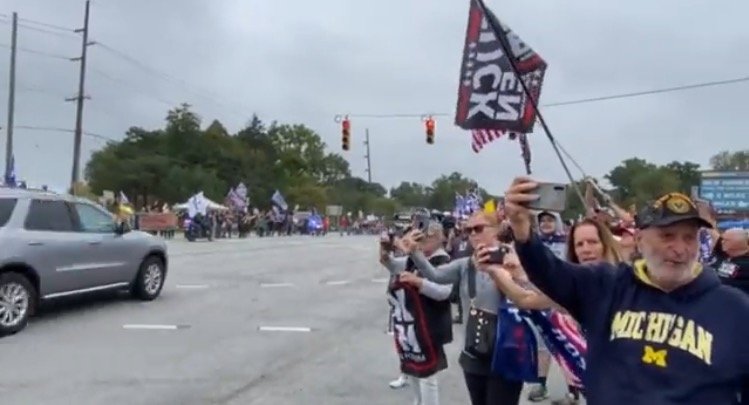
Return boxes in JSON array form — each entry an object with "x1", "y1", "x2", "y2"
[{"x1": 0, "y1": 235, "x2": 575, "y2": 405}]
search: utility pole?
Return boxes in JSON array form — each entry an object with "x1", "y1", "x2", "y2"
[
  {"x1": 66, "y1": 0, "x2": 93, "y2": 193},
  {"x1": 4, "y1": 12, "x2": 17, "y2": 183},
  {"x1": 363, "y1": 128, "x2": 372, "y2": 184}
]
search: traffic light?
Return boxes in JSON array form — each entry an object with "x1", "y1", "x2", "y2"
[
  {"x1": 425, "y1": 117, "x2": 435, "y2": 144},
  {"x1": 341, "y1": 118, "x2": 351, "y2": 151}
]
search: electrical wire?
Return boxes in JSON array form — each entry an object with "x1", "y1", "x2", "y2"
[
  {"x1": 94, "y1": 42, "x2": 254, "y2": 119},
  {"x1": 18, "y1": 17, "x2": 76, "y2": 33},
  {"x1": 0, "y1": 43, "x2": 70, "y2": 60},
  {"x1": 340, "y1": 74, "x2": 749, "y2": 119},
  {"x1": 88, "y1": 67, "x2": 179, "y2": 108},
  {"x1": 15, "y1": 125, "x2": 116, "y2": 143},
  {"x1": 543, "y1": 76, "x2": 749, "y2": 108},
  {"x1": 16, "y1": 22, "x2": 81, "y2": 40}
]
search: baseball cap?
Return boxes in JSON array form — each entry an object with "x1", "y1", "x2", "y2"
[
  {"x1": 635, "y1": 192, "x2": 713, "y2": 230},
  {"x1": 537, "y1": 211, "x2": 556, "y2": 220}
]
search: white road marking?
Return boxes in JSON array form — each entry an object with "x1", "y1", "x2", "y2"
[
  {"x1": 325, "y1": 280, "x2": 350, "y2": 286},
  {"x1": 122, "y1": 324, "x2": 180, "y2": 330},
  {"x1": 260, "y1": 282, "x2": 295, "y2": 288},
  {"x1": 258, "y1": 326, "x2": 312, "y2": 333},
  {"x1": 175, "y1": 284, "x2": 210, "y2": 289},
  {"x1": 371, "y1": 277, "x2": 389, "y2": 283}
]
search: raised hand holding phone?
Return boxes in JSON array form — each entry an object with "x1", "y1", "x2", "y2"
[{"x1": 504, "y1": 177, "x2": 539, "y2": 242}]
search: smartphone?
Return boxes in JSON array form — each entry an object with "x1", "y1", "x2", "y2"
[
  {"x1": 484, "y1": 246, "x2": 510, "y2": 265},
  {"x1": 412, "y1": 214, "x2": 430, "y2": 233},
  {"x1": 527, "y1": 182, "x2": 568, "y2": 212}
]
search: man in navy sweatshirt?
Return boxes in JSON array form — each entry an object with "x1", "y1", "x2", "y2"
[{"x1": 502, "y1": 177, "x2": 749, "y2": 404}]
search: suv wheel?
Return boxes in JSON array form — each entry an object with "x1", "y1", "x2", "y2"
[
  {"x1": 131, "y1": 256, "x2": 165, "y2": 301},
  {"x1": 0, "y1": 272, "x2": 36, "y2": 337}
]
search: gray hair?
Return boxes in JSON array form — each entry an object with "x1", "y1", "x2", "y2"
[
  {"x1": 725, "y1": 228, "x2": 749, "y2": 243},
  {"x1": 425, "y1": 220, "x2": 445, "y2": 240}
]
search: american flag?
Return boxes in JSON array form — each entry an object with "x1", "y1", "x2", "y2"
[{"x1": 471, "y1": 129, "x2": 514, "y2": 153}]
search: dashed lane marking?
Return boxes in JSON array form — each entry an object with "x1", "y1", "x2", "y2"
[
  {"x1": 325, "y1": 280, "x2": 350, "y2": 286},
  {"x1": 260, "y1": 282, "x2": 295, "y2": 288},
  {"x1": 258, "y1": 326, "x2": 312, "y2": 333},
  {"x1": 122, "y1": 324, "x2": 190, "y2": 330}
]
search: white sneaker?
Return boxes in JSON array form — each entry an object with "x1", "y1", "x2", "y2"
[{"x1": 389, "y1": 375, "x2": 409, "y2": 389}]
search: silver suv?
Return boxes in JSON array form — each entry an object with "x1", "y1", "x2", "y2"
[{"x1": 0, "y1": 187, "x2": 168, "y2": 337}]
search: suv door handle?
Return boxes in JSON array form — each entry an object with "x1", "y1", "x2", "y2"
[
  {"x1": 89, "y1": 241, "x2": 102, "y2": 245},
  {"x1": 28, "y1": 241, "x2": 43, "y2": 246}
]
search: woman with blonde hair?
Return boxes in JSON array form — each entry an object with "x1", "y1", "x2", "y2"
[
  {"x1": 565, "y1": 218, "x2": 623, "y2": 265},
  {"x1": 400, "y1": 210, "x2": 524, "y2": 405},
  {"x1": 480, "y1": 217, "x2": 623, "y2": 405}
]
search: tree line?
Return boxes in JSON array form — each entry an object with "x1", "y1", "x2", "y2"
[{"x1": 84, "y1": 104, "x2": 748, "y2": 217}]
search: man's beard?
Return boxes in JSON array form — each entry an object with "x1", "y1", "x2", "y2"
[{"x1": 640, "y1": 245, "x2": 698, "y2": 290}]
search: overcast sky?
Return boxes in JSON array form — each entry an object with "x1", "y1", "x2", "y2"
[{"x1": 0, "y1": 0, "x2": 747, "y2": 196}]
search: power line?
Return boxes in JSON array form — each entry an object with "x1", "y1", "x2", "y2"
[
  {"x1": 18, "y1": 16, "x2": 76, "y2": 33},
  {"x1": 543, "y1": 75, "x2": 749, "y2": 108},
  {"x1": 87, "y1": 66, "x2": 181, "y2": 108},
  {"x1": 0, "y1": 42, "x2": 70, "y2": 60},
  {"x1": 339, "y1": 74, "x2": 749, "y2": 119},
  {"x1": 94, "y1": 41, "x2": 253, "y2": 119},
  {"x1": 15, "y1": 82, "x2": 70, "y2": 99},
  {"x1": 0, "y1": 17, "x2": 79, "y2": 40},
  {"x1": 15, "y1": 22, "x2": 80, "y2": 40},
  {"x1": 15, "y1": 125, "x2": 116, "y2": 143}
]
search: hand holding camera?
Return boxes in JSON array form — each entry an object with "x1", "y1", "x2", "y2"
[
  {"x1": 504, "y1": 176, "x2": 567, "y2": 242},
  {"x1": 472, "y1": 244, "x2": 510, "y2": 272},
  {"x1": 397, "y1": 230, "x2": 424, "y2": 254}
]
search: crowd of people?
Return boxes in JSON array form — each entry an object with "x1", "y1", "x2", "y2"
[{"x1": 378, "y1": 177, "x2": 749, "y2": 405}]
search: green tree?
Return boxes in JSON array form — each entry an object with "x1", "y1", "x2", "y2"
[
  {"x1": 710, "y1": 150, "x2": 749, "y2": 171},
  {"x1": 390, "y1": 182, "x2": 430, "y2": 208},
  {"x1": 429, "y1": 172, "x2": 487, "y2": 211},
  {"x1": 84, "y1": 104, "x2": 494, "y2": 217},
  {"x1": 605, "y1": 158, "x2": 692, "y2": 208},
  {"x1": 663, "y1": 161, "x2": 701, "y2": 194}
]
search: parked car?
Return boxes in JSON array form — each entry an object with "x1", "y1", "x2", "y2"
[{"x1": 0, "y1": 187, "x2": 168, "y2": 337}]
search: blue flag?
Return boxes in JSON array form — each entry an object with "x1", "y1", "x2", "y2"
[{"x1": 271, "y1": 190, "x2": 288, "y2": 211}]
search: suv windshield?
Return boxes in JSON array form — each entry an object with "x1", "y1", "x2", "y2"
[{"x1": 0, "y1": 198, "x2": 17, "y2": 227}]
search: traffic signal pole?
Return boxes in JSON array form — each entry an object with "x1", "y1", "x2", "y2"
[{"x1": 364, "y1": 129, "x2": 372, "y2": 183}]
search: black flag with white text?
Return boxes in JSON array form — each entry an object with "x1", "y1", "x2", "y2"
[
  {"x1": 388, "y1": 283, "x2": 440, "y2": 378},
  {"x1": 455, "y1": 0, "x2": 547, "y2": 139}
]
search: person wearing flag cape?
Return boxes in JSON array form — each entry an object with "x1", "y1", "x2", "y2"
[{"x1": 380, "y1": 221, "x2": 453, "y2": 405}]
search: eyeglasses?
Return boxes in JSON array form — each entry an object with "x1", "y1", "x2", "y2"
[{"x1": 465, "y1": 224, "x2": 487, "y2": 235}]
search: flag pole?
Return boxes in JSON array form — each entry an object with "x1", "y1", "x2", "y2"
[{"x1": 475, "y1": 0, "x2": 586, "y2": 207}]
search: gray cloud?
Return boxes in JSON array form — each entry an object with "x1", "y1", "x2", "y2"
[{"x1": 1, "y1": 0, "x2": 746, "y2": 196}]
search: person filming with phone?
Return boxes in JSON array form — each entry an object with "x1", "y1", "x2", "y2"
[
  {"x1": 400, "y1": 211, "x2": 526, "y2": 405},
  {"x1": 380, "y1": 220, "x2": 453, "y2": 405},
  {"x1": 504, "y1": 176, "x2": 749, "y2": 404}
]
